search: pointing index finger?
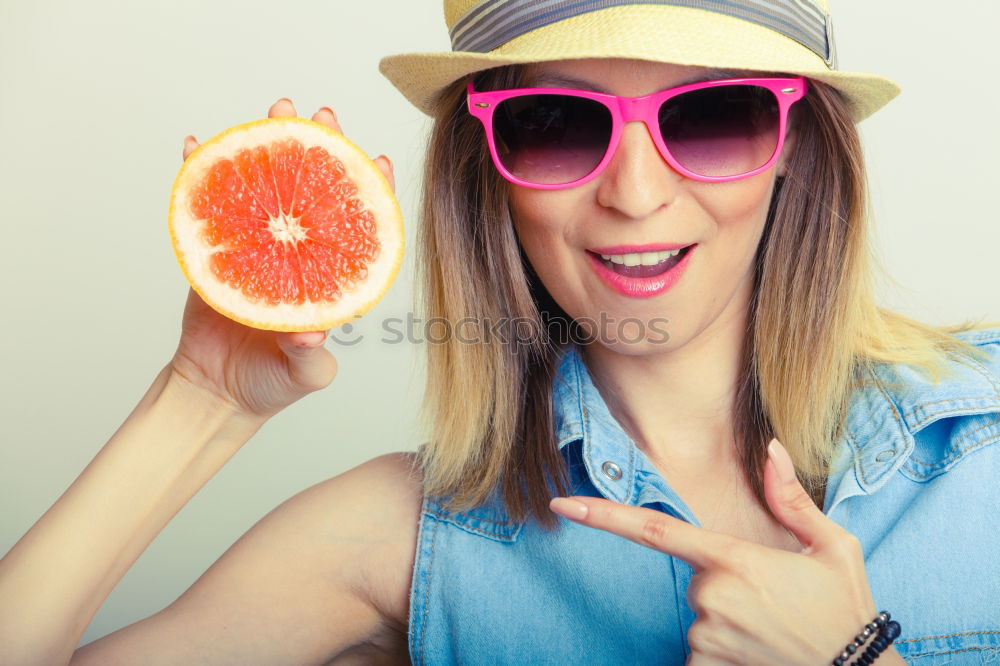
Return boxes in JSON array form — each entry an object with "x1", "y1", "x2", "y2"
[{"x1": 552, "y1": 496, "x2": 740, "y2": 571}]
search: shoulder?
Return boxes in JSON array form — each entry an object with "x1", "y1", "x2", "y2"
[
  {"x1": 924, "y1": 324, "x2": 1000, "y2": 410},
  {"x1": 839, "y1": 327, "x2": 1000, "y2": 492},
  {"x1": 277, "y1": 450, "x2": 424, "y2": 650},
  {"x1": 950, "y1": 325, "x2": 1000, "y2": 355},
  {"x1": 867, "y1": 325, "x2": 1000, "y2": 420},
  {"x1": 323, "y1": 451, "x2": 424, "y2": 629},
  {"x1": 294, "y1": 451, "x2": 424, "y2": 549},
  {"x1": 954, "y1": 325, "x2": 1000, "y2": 362},
  {"x1": 932, "y1": 325, "x2": 1000, "y2": 400},
  {"x1": 894, "y1": 326, "x2": 1000, "y2": 477},
  {"x1": 326, "y1": 451, "x2": 426, "y2": 660}
]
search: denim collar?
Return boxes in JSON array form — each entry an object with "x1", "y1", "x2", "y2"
[{"x1": 551, "y1": 338, "x2": 1000, "y2": 520}]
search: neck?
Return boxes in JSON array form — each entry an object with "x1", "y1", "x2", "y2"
[{"x1": 580, "y1": 289, "x2": 750, "y2": 475}]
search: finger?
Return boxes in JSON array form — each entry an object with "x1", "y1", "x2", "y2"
[
  {"x1": 764, "y1": 438, "x2": 839, "y2": 555},
  {"x1": 311, "y1": 106, "x2": 343, "y2": 133},
  {"x1": 182, "y1": 135, "x2": 200, "y2": 161},
  {"x1": 374, "y1": 155, "x2": 396, "y2": 192},
  {"x1": 268, "y1": 97, "x2": 297, "y2": 118},
  {"x1": 550, "y1": 496, "x2": 739, "y2": 571}
]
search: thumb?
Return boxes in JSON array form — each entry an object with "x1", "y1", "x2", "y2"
[
  {"x1": 764, "y1": 438, "x2": 837, "y2": 555},
  {"x1": 275, "y1": 331, "x2": 338, "y2": 391}
]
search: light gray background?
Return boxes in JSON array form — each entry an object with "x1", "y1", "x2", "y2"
[{"x1": 0, "y1": 0, "x2": 997, "y2": 649}]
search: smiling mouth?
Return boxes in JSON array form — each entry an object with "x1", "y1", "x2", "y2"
[{"x1": 586, "y1": 245, "x2": 695, "y2": 279}]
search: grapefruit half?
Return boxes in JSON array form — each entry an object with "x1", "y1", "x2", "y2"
[{"x1": 168, "y1": 117, "x2": 404, "y2": 332}]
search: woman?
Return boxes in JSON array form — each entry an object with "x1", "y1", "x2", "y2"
[{"x1": 2, "y1": 0, "x2": 998, "y2": 664}]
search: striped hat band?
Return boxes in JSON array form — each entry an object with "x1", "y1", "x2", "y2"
[
  {"x1": 379, "y1": 0, "x2": 901, "y2": 122},
  {"x1": 450, "y1": 0, "x2": 838, "y2": 69}
]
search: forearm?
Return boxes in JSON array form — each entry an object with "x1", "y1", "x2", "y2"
[{"x1": 0, "y1": 364, "x2": 268, "y2": 666}]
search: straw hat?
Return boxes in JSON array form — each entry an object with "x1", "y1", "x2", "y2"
[{"x1": 379, "y1": 0, "x2": 901, "y2": 123}]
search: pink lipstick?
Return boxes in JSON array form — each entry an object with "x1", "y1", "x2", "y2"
[{"x1": 586, "y1": 244, "x2": 696, "y2": 298}]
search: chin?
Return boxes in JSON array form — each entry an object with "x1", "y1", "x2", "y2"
[{"x1": 565, "y1": 312, "x2": 678, "y2": 354}]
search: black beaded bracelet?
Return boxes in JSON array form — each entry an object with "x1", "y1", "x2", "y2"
[{"x1": 830, "y1": 611, "x2": 902, "y2": 666}]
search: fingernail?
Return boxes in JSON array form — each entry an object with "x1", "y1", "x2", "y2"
[
  {"x1": 319, "y1": 106, "x2": 336, "y2": 118},
  {"x1": 767, "y1": 438, "x2": 796, "y2": 484},
  {"x1": 550, "y1": 497, "x2": 588, "y2": 521},
  {"x1": 277, "y1": 97, "x2": 292, "y2": 105},
  {"x1": 300, "y1": 331, "x2": 326, "y2": 346}
]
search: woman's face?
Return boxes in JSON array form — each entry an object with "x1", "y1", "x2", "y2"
[{"x1": 508, "y1": 58, "x2": 796, "y2": 355}]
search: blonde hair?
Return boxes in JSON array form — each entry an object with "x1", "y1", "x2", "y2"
[{"x1": 411, "y1": 64, "x2": 998, "y2": 530}]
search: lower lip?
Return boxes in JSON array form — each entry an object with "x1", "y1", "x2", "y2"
[{"x1": 586, "y1": 245, "x2": 696, "y2": 298}]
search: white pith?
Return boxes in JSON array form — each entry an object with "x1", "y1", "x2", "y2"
[
  {"x1": 267, "y1": 213, "x2": 310, "y2": 243},
  {"x1": 168, "y1": 118, "x2": 404, "y2": 331},
  {"x1": 599, "y1": 249, "x2": 681, "y2": 267}
]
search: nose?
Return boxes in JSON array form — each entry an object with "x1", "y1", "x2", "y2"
[{"x1": 595, "y1": 119, "x2": 682, "y2": 220}]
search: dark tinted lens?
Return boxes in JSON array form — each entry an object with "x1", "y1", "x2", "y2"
[
  {"x1": 492, "y1": 94, "x2": 612, "y2": 185},
  {"x1": 658, "y1": 85, "x2": 780, "y2": 178}
]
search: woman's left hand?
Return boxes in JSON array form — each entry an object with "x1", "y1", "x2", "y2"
[{"x1": 549, "y1": 438, "x2": 879, "y2": 666}]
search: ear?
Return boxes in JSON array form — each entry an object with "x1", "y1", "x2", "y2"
[{"x1": 776, "y1": 117, "x2": 798, "y2": 179}]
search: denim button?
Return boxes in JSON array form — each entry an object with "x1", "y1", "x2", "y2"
[
  {"x1": 875, "y1": 449, "x2": 895, "y2": 463},
  {"x1": 601, "y1": 461, "x2": 622, "y2": 480}
]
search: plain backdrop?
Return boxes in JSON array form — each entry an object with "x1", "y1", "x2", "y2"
[{"x1": 1, "y1": 0, "x2": 997, "y2": 649}]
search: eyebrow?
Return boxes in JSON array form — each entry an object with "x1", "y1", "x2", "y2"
[{"x1": 527, "y1": 67, "x2": 753, "y2": 93}]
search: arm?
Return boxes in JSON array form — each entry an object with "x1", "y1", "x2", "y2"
[
  {"x1": 0, "y1": 365, "x2": 267, "y2": 666},
  {"x1": 1, "y1": 362, "x2": 422, "y2": 666},
  {"x1": 69, "y1": 451, "x2": 422, "y2": 666}
]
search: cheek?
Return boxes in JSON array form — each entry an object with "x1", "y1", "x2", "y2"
[
  {"x1": 698, "y1": 177, "x2": 775, "y2": 250},
  {"x1": 509, "y1": 191, "x2": 589, "y2": 308},
  {"x1": 682, "y1": 177, "x2": 776, "y2": 313},
  {"x1": 702, "y1": 176, "x2": 773, "y2": 223},
  {"x1": 509, "y1": 190, "x2": 572, "y2": 267}
]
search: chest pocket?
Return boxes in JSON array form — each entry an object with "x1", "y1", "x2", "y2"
[
  {"x1": 421, "y1": 442, "x2": 592, "y2": 544},
  {"x1": 422, "y1": 493, "x2": 525, "y2": 543}
]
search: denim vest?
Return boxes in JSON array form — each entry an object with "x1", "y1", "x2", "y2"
[{"x1": 407, "y1": 328, "x2": 1000, "y2": 665}]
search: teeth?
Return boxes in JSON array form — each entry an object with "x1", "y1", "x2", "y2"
[{"x1": 599, "y1": 249, "x2": 682, "y2": 266}]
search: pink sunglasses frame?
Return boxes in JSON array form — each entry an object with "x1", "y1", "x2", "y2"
[{"x1": 466, "y1": 76, "x2": 808, "y2": 189}]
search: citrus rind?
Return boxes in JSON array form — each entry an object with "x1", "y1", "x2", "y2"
[{"x1": 168, "y1": 117, "x2": 404, "y2": 332}]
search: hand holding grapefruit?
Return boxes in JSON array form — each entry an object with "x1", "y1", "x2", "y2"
[{"x1": 166, "y1": 99, "x2": 399, "y2": 420}]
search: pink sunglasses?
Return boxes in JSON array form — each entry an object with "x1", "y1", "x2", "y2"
[{"x1": 467, "y1": 76, "x2": 808, "y2": 189}]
